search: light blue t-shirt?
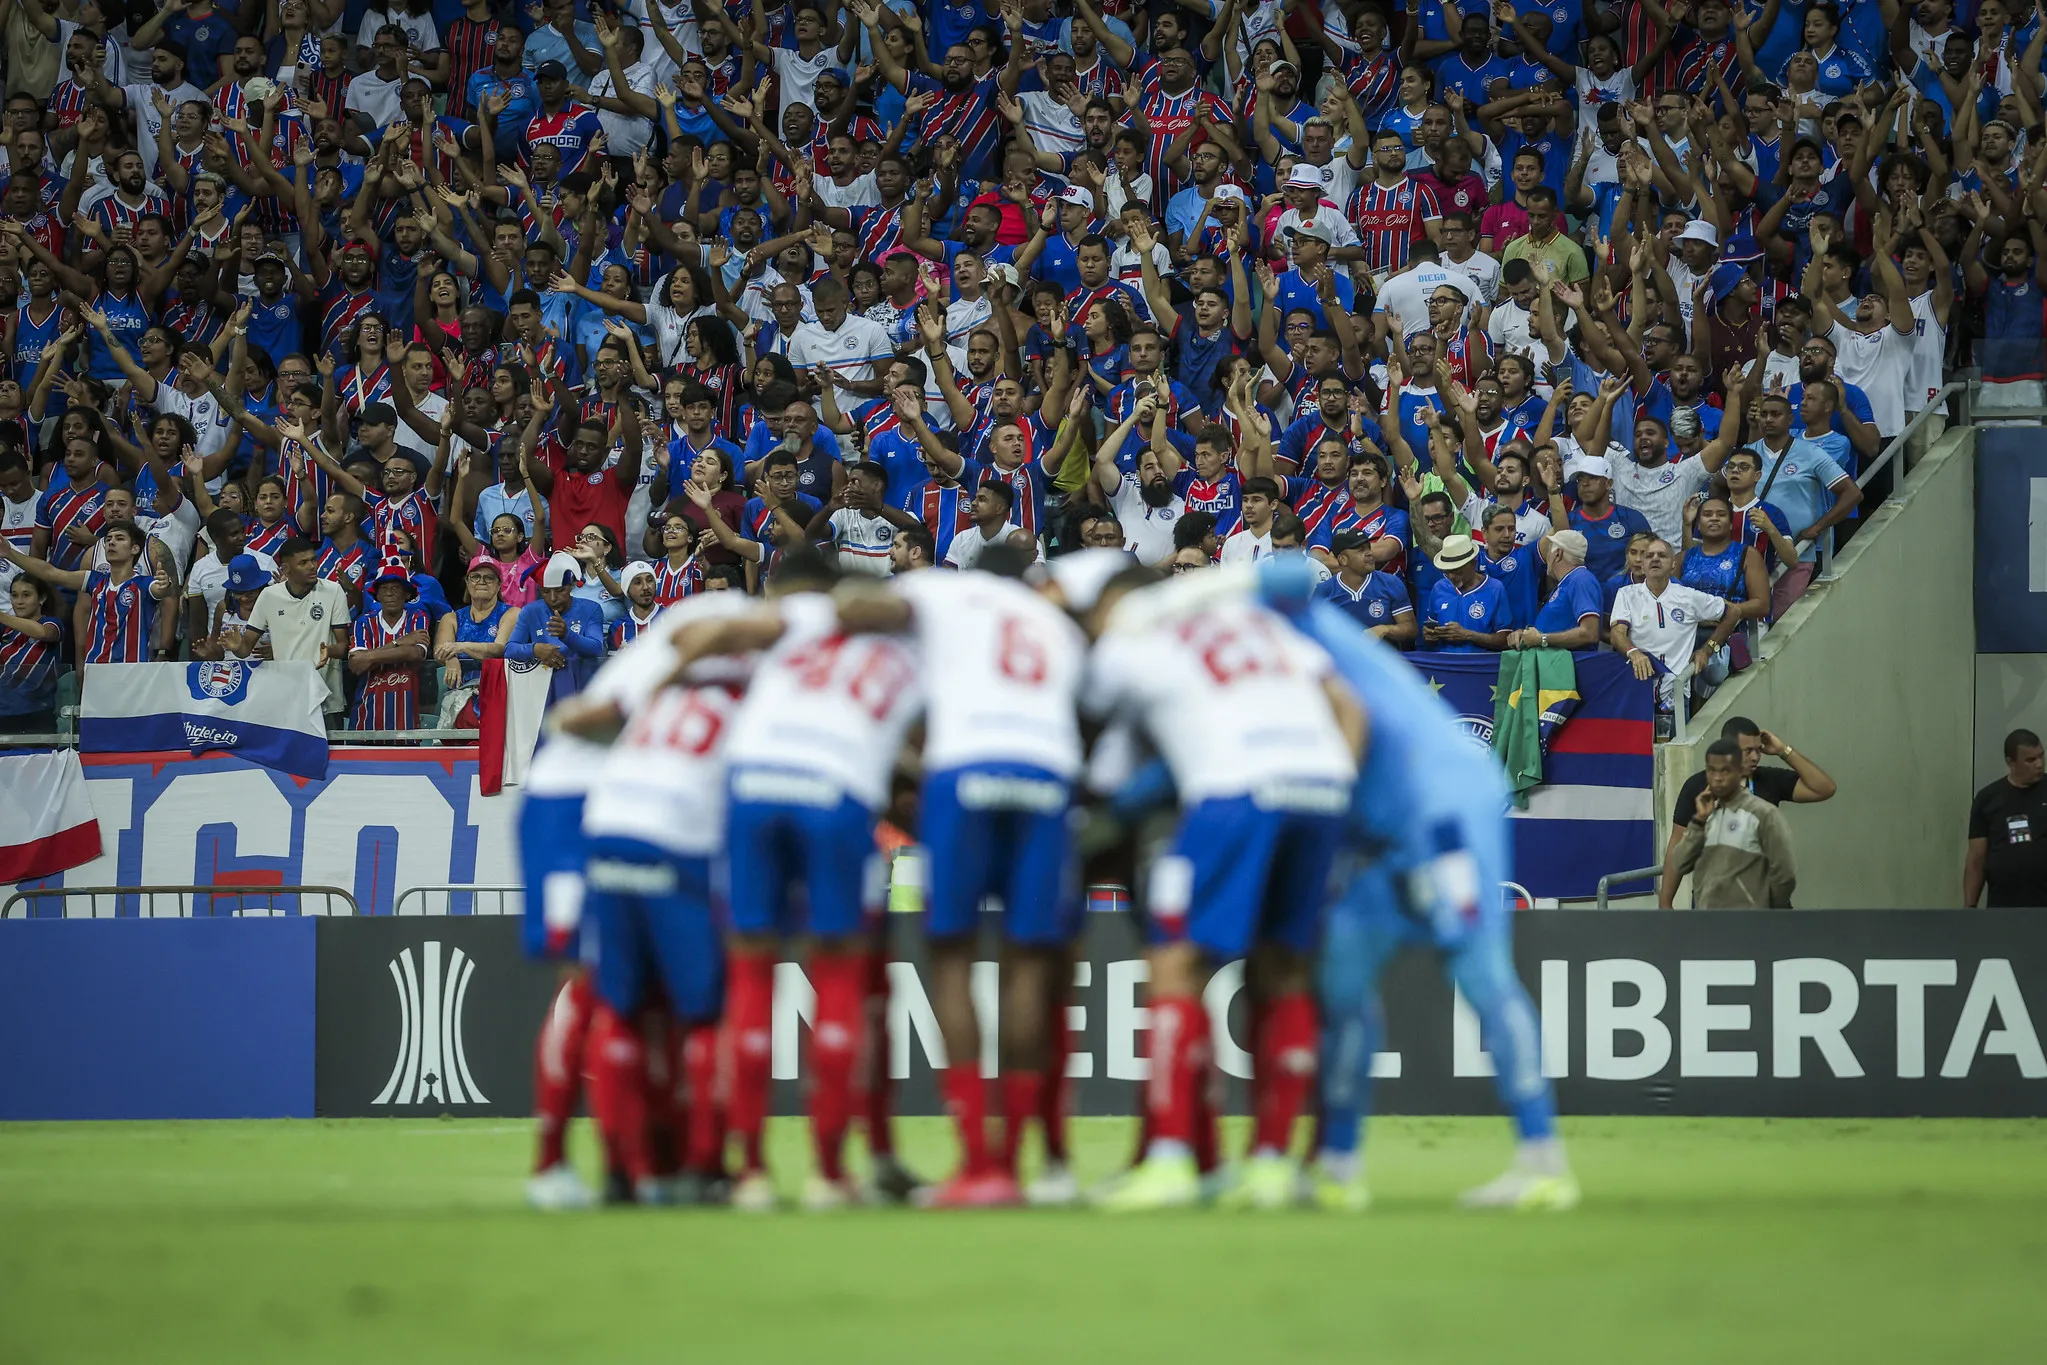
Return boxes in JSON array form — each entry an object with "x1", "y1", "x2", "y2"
[{"x1": 1746, "y1": 438, "x2": 1850, "y2": 563}]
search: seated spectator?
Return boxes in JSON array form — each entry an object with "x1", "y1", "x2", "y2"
[
  {"x1": 1313, "y1": 524, "x2": 1417, "y2": 645},
  {"x1": 434, "y1": 558, "x2": 517, "y2": 727},
  {"x1": 348, "y1": 558, "x2": 433, "y2": 731},
  {"x1": 1508, "y1": 529, "x2": 1601, "y2": 651},
  {"x1": 506, "y1": 553, "x2": 605, "y2": 706},
  {"x1": 1420, "y1": 533, "x2": 1511, "y2": 652}
]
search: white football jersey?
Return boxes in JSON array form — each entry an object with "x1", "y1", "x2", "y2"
[
  {"x1": 722, "y1": 592, "x2": 923, "y2": 811},
  {"x1": 1083, "y1": 598, "x2": 1356, "y2": 804},
  {"x1": 892, "y1": 571, "x2": 1086, "y2": 780},
  {"x1": 579, "y1": 592, "x2": 761, "y2": 855},
  {"x1": 1, "y1": 492, "x2": 36, "y2": 592}
]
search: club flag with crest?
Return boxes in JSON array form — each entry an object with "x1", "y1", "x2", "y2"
[
  {"x1": 78, "y1": 661, "x2": 330, "y2": 780},
  {"x1": 1493, "y1": 647, "x2": 1581, "y2": 799},
  {"x1": 1409, "y1": 651, "x2": 1654, "y2": 899}
]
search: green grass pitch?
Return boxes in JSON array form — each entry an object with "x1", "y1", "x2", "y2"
[{"x1": 2, "y1": 1116, "x2": 2043, "y2": 1363}]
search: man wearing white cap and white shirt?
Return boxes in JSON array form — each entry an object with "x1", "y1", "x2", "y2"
[
  {"x1": 1610, "y1": 538, "x2": 1741, "y2": 710},
  {"x1": 1272, "y1": 163, "x2": 1362, "y2": 280},
  {"x1": 1669, "y1": 219, "x2": 1720, "y2": 343}
]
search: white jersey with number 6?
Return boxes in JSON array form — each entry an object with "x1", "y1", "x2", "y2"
[
  {"x1": 892, "y1": 571, "x2": 1087, "y2": 780},
  {"x1": 1084, "y1": 599, "x2": 1357, "y2": 804},
  {"x1": 581, "y1": 593, "x2": 760, "y2": 856},
  {"x1": 722, "y1": 592, "x2": 923, "y2": 811}
]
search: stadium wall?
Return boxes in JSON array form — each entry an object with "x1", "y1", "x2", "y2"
[
  {"x1": 1971, "y1": 427, "x2": 2047, "y2": 793},
  {"x1": 1659, "y1": 427, "x2": 1978, "y2": 908},
  {"x1": 0, "y1": 748, "x2": 520, "y2": 917},
  {"x1": 4, "y1": 913, "x2": 2043, "y2": 1121}
]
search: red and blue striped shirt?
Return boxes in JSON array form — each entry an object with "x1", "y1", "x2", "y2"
[
  {"x1": 349, "y1": 605, "x2": 430, "y2": 730},
  {"x1": 81, "y1": 568, "x2": 153, "y2": 663}
]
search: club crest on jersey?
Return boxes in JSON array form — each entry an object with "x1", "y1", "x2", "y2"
[
  {"x1": 1500, "y1": 557, "x2": 1516, "y2": 572},
  {"x1": 1608, "y1": 522, "x2": 1625, "y2": 538},
  {"x1": 187, "y1": 659, "x2": 250, "y2": 704},
  {"x1": 1467, "y1": 602, "x2": 1485, "y2": 620},
  {"x1": 309, "y1": 603, "x2": 324, "y2": 621},
  {"x1": 1368, "y1": 600, "x2": 1386, "y2": 618},
  {"x1": 1671, "y1": 607, "x2": 1688, "y2": 623}
]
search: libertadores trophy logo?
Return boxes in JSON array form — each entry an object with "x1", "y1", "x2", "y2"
[{"x1": 372, "y1": 940, "x2": 489, "y2": 1106}]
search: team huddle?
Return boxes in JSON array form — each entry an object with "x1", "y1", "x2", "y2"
[{"x1": 515, "y1": 543, "x2": 1575, "y2": 1213}]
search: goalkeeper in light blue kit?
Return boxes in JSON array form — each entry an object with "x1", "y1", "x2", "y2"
[{"x1": 1255, "y1": 556, "x2": 1576, "y2": 1212}]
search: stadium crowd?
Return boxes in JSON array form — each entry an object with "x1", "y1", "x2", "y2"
[{"x1": 0, "y1": 0, "x2": 2028, "y2": 736}]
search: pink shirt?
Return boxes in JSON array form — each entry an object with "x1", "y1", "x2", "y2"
[
  {"x1": 476, "y1": 546, "x2": 545, "y2": 608},
  {"x1": 1480, "y1": 200, "x2": 1530, "y2": 251}
]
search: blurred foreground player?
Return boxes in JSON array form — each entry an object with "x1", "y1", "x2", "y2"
[
  {"x1": 519, "y1": 726, "x2": 604, "y2": 1211},
  {"x1": 1253, "y1": 557, "x2": 1576, "y2": 1212},
  {"x1": 556, "y1": 591, "x2": 759, "y2": 1203},
  {"x1": 671, "y1": 550, "x2": 923, "y2": 1211},
  {"x1": 837, "y1": 543, "x2": 1090, "y2": 1208},
  {"x1": 1076, "y1": 556, "x2": 1365, "y2": 1210}
]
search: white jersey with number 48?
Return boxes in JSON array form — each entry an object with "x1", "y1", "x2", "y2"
[
  {"x1": 722, "y1": 592, "x2": 923, "y2": 812},
  {"x1": 1084, "y1": 598, "x2": 1357, "y2": 805},
  {"x1": 581, "y1": 592, "x2": 760, "y2": 857},
  {"x1": 892, "y1": 570, "x2": 1087, "y2": 780}
]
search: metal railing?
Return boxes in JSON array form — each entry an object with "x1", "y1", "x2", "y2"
[
  {"x1": 0, "y1": 729, "x2": 480, "y2": 750},
  {"x1": 1817, "y1": 380, "x2": 1972, "y2": 583},
  {"x1": 2, "y1": 883, "x2": 359, "y2": 919},
  {"x1": 390, "y1": 884, "x2": 525, "y2": 917},
  {"x1": 1595, "y1": 864, "x2": 1665, "y2": 910}
]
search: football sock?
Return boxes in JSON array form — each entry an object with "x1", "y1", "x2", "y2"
[
  {"x1": 1517, "y1": 1137, "x2": 1569, "y2": 1175},
  {"x1": 682, "y1": 1022, "x2": 725, "y2": 1177},
  {"x1": 862, "y1": 950, "x2": 896, "y2": 1159},
  {"x1": 1147, "y1": 995, "x2": 1209, "y2": 1153},
  {"x1": 1000, "y1": 1071, "x2": 1044, "y2": 1177},
  {"x1": 1253, "y1": 993, "x2": 1318, "y2": 1158},
  {"x1": 1242, "y1": 996, "x2": 1269, "y2": 1148},
  {"x1": 1041, "y1": 1001, "x2": 1072, "y2": 1165},
  {"x1": 1191, "y1": 1064, "x2": 1220, "y2": 1174},
  {"x1": 587, "y1": 1004, "x2": 651, "y2": 1185},
  {"x1": 943, "y1": 1064, "x2": 992, "y2": 1177},
  {"x1": 644, "y1": 1016, "x2": 683, "y2": 1179},
  {"x1": 807, "y1": 951, "x2": 865, "y2": 1184},
  {"x1": 726, "y1": 950, "x2": 776, "y2": 1175},
  {"x1": 532, "y1": 972, "x2": 594, "y2": 1173}
]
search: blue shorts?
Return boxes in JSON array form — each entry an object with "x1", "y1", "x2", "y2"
[
  {"x1": 585, "y1": 837, "x2": 725, "y2": 1024},
  {"x1": 1330, "y1": 812, "x2": 1510, "y2": 950},
  {"x1": 518, "y1": 791, "x2": 587, "y2": 961},
  {"x1": 922, "y1": 762, "x2": 1080, "y2": 946},
  {"x1": 722, "y1": 770, "x2": 884, "y2": 941},
  {"x1": 1147, "y1": 789, "x2": 1348, "y2": 959}
]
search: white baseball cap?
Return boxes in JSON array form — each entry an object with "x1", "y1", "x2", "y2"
[
  {"x1": 1567, "y1": 453, "x2": 1615, "y2": 482},
  {"x1": 1057, "y1": 185, "x2": 1095, "y2": 212},
  {"x1": 541, "y1": 552, "x2": 585, "y2": 589},
  {"x1": 1212, "y1": 183, "x2": 1249, "y2": 205}
]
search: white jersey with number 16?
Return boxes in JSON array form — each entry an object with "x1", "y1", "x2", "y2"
[
  {"x1": 721, "y1": 592, "x2": 924, "y2": 811},
  {"x1": 892, "y1": 571, "x2": 1087, "y2": 780},
  {"x1": 1084, "y1": 599, "x2": 1357, "y2": 805}
]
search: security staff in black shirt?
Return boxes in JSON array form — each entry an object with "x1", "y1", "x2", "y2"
[
  {"x1": 1661, "y1": 716, "x2": 1837, "y2": 908},
  {"x1": 1966, "y1": 729, "x2": 2047, "y2": 908}
]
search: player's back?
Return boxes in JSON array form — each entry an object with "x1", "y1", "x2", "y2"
[
  {"x1": 1296, "y1": 601, "x2": 1509, "y2": 853},
  {"x1": 582, "y1": 593, "x2": 760, "y2": 856},
  {"x1": 723, "y1": 591, "x2": 923, "y2": 811},
  {"x1": 893, "y1": 570, "x2": 1086, "y2": 780},
  {"x1": 1088, "y1": 596, "x2": 1357, "y2": 804}
]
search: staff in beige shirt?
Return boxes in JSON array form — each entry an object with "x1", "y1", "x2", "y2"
[{"x1": 1671, "y1": 739, "x2": 1798, "y2": 909}]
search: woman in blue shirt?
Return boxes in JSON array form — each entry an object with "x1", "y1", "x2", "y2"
[
  {"x1": 1680, "y1": 494, "x2": 1772, "y2": 669},
  {"x1": 434, "y1": 559, "x2": 516, "y2": 700}
]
